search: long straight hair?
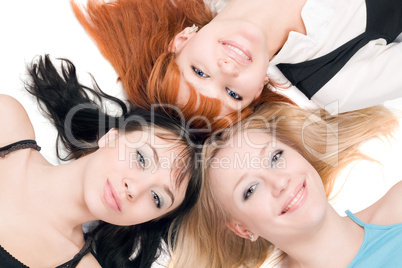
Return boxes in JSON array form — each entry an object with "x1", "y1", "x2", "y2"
[{"x1": 169, "y1": 102, "x2": 399, "y2": 268}]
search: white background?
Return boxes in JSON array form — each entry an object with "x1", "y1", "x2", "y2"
[
  {"x1": 1, "y1": 1, "x2": 402, "y2": 266},
  {"x1": 0, "y1": 0, "x2": 123, "y2": 164}
]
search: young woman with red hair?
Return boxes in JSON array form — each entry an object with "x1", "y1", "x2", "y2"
[
  {"x1": 71, "y1": 0, "x2": 402, "y2": 133},
  {"x1": 71, "y1": 0, "x2": 294, "y2": 134}
]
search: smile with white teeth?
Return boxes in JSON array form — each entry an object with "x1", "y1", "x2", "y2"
[
  {"x1": 224, "y1": 44, "x2": 250, "y2": 60},
  {"x1": 282, "y1": 186, "x2": 305, "y2": 214}
]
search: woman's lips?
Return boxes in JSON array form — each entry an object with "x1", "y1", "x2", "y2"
[
  {"x1": 104, "y1": 179, "x2": 122, "y2": 212},
  {"x1": 280, "y1": 180, "x2": 307, "y2": 215},
  {"x1": 220, "y1": 40, "x2": 252, "y2": 65}
]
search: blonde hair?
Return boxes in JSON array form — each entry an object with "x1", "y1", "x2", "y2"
[{"x1": 169, "y1": 102, "x2": 398, "y2": 268}]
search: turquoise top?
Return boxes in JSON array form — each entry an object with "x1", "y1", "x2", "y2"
[{"x1": 346, "y1": 210, "x2": 402, "y2": 268}]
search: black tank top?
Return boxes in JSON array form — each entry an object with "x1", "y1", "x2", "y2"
[
  {"x1": 0, "y1": 140, "x2": 95, "y2": 267},
  {"x1": 0, "y1": 140, "x2": 41, "y2": 158},
  {"x1": 0, "y1": 237, "x2": 93, "y2": 268}
]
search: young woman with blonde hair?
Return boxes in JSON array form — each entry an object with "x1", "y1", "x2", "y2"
[
  {"x1": 71, "y1": 0, "x2": 401, "y2": 131},
  {"x1": 168, "y1": 102, "x2": 400, "y2": 268}
]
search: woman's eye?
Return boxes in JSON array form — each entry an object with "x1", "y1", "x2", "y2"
[
  {"x1": 225, "y1": 87, "x2": 242, "y2": 100},
  {"x1": 136, "y1": 151, "x2": 146, "y2": 169},
  {"x1": 243, "y1": 184, "x2": 257, "y2": 201},
  {"x1": 192, "y1": 66, "x2": 210, "y2": 78},
  {"x1": 151, "y1": 191, "x2": 162, "y2": 209},
  {"x1": 271, "y1": 150, "x2": 283, "y2": 167}
]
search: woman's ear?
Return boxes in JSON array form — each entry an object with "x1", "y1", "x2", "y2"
[
  {"x1": 254, "y1": 85, "x2": 264, "y2": 100},
  {"x1": 168, "y1": 26, "x2": 198, "y2": 53},
  {"x1": 98, "y1": 128, "x2": 119, "y2": 148},
  {"x1": 254, "y1": 76, "x2": 269, "y2": 100},
  {"x1": 226, "y1": 220, "x2": 259, "y2": 241}
]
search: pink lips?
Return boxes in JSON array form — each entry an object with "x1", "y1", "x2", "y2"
[
  {"x1": 220, "y1": 40, "x2": 253, "y2": 65},
  {"x1": 280, "y1": 180, "x2": 308, "y2": 216},
  {"x1": 104, "y1": 179, "x2": 122, "y2": 212}
]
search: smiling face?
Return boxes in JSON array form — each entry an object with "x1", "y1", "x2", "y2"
[
  {"x1": 172, "y1": 20, "x2": 270, "y2": 115},
  {"x1": 207, "y1": 131, "x2": 328, "y2": 245},
  {"x1": 83, "y1": 129, "x2": 188, "y2": 226}
]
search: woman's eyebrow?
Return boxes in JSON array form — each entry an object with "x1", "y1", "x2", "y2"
[
  {"x1": 183, "y1": 67, "x2": 207, "y2": 93},
  {"x1": 234, "y1": 172, "x2": 248, "y2": 192},
  {"x1": 259, "y1": 142, "x2": 271, "y2": 158},
  {"x1": 222, "y1": 99, "x2": 241, "y2": 112},
  {"x1": 147, "y1": 142, "x2": 160, "y2": 166},
  {"x1": 187, "y1": 75, "x2": 205, "y2": 93},
  {"x1": 233, "y1": 141, "x2": 272, "y2": 191},
  {"x1": 147, "y1": 142, "x2": 175, "y2": 207},
  {"x1": 165, "y1": 185, "x2": 175, "y2": 208}
]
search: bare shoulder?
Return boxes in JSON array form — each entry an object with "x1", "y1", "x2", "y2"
[
  {"x1": 0, "y1": 94, "x2": 35, "y2": 147},
  {"x1": 76, "y1": 253, "x2": 102, "y2": 268},
  {"x1": 357, "y1": 181, "x2": 402, "y2": 225}
]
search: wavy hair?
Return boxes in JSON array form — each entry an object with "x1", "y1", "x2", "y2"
[
  {"x1": 169, "y1": 102, "x2": 399, "y2": 268},
  {"x1": 71, "y1": 0, "x2": 294, "y2": 134}
]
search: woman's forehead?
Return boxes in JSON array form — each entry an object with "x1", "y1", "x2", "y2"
[
  {"x1": 213, "y1": 131, "x2": 273, "y2": 153},
  {"x1": 123, "y1": 128, "x2": 185, "y2": 148}
]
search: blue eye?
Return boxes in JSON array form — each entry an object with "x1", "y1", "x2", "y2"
[
  {"x1": 243, "y1": 184, "x2": 257, "y2": 201},
  {"x1": 225, "y1": 87, "x2": 242, "y2": 100},
  {"x1": 271, "y1": 150, "x2": 283, "y2": 167},
  {"x1": 151, "y1": 191, "x2": 162, "y2": 208},
  {"x1": 137, "y1": 151, "x2": 145, "y2": 168},
  {"x1": 192, "y1": 66, "x2": 210, "y2": 78}
]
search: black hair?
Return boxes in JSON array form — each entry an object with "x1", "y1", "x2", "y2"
[{"x1": 25, "y1": 55, "x2": 201, "y2": 268}]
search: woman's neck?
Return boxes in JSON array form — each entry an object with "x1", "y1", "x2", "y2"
[
  {"x1": 22, "y1": 153, "x2": 97, "y2": 238},
  {"x1": 216, "y1": 0, "x2": 307, "y2": 59},
  {"x1": 279, "y1": 205, "x2": 364, "y2": 268}
]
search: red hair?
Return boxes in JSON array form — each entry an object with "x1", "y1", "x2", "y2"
[{"x1": 71, "y1": 0, "x2": 294, "y2": 135}]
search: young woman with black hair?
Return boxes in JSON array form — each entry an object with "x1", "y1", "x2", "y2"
[{"x1": 0, "y1": 55, "x2": 201, "y2": 268}]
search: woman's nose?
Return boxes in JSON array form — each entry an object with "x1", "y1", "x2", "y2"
[
  {"x1": 123, "y1": 177, "x2": 146, "y2": 201},
  {"x1": 270, "y1": 175, "x2": 290, "y2": 198},
  {"x1": 217, "y1": 58, "x2": 239, "y2": 77}
]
